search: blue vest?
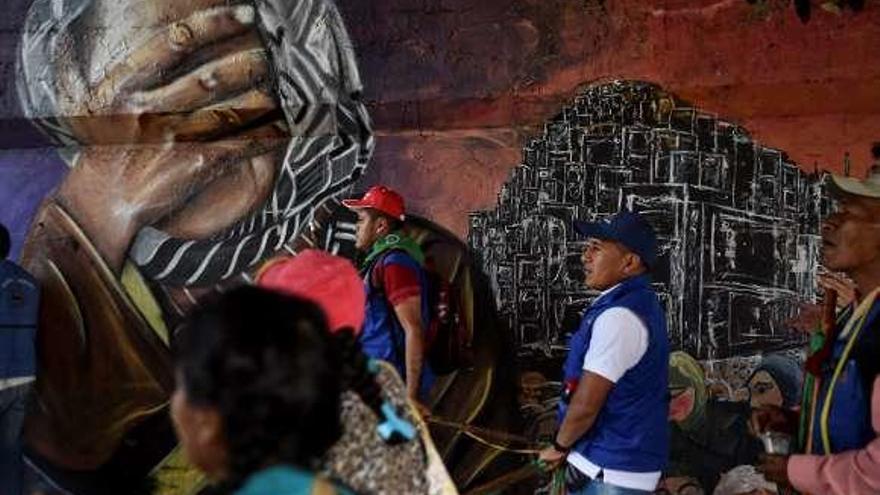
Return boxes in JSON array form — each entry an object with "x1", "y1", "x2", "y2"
[
  {"x1": 559, "y1": 274, "x2": 669, "y2": 472},
  {"x1": 361, "y1": 250, "x2": 435, "y2": 396},
  {"x1": 0, "y1": 260, "x2": 40, "y2": 380},
  {"x1": 810, "y1": 299, "x2": 880, "y2": 455}
]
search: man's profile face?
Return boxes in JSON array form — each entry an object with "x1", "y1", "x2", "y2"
[
  {"x1": 354, "y1": 209, "x2": 383, "y2": 251},
  {"x1": 821, "y1": 194, "x2": 880, "y2": 274},
  {"x1": 169, "y1": 381, "x2": 226, "y2": 477},
  {"x1": 581, "y1": 238, "x2": 633, "y2": 291}
]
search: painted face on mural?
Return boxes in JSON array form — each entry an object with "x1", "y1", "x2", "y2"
[
  {"x1": 747, "y1": 370, "x2": 784, "y2": 409},
  {"x1": 821, "y1": 194, "x2": 880, "y2": 275},
  {"x1": 581, "y1": 238, "x2": 641, "y2": 291},
  {"x1": 668, "y1": 386, "x2": 696, "y2": 423}
]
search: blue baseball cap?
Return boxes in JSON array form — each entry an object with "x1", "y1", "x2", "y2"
[{"x1": 573, "y1": 210, "x2": 658, "y2": 268}]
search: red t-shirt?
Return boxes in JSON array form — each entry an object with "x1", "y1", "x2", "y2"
[{"x1": 371, "y1": 258, "x2": 421, "y2": 306}]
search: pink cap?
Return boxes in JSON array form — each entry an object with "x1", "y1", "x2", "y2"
[{"x1": 257, "y1": 249, "x2": 365, "y2": 335}]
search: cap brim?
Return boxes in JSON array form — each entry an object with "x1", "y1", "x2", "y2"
[
  {"x1": 573, "y1": 220, "x2": 615, "y2": 241},
  {"x1": 341, "y1": 199, "x2": 369, "y2": 209},
  {"x1": 828, "y1": 174, "x2": 880, "y2": 199}
]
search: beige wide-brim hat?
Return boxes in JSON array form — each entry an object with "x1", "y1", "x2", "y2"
[{"x1": 829, "y1": 166, "x2": 880, "y2": 198}]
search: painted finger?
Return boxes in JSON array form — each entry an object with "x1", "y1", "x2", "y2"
[
  {"x1": 127, "y1": 48, "x2": 270, "y2": 114},
  {"x1": 94, "y1": 5, "x2": 257, "y2": 105},
  {"x1": 124, "y1": 87, "x2": 278, "y2": 143},
  {"x1": 169, "y1": 89, "x2": 281, "y2": 141}
]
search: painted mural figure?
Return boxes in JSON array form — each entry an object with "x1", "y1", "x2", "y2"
[
  {"x1": 754, "y1": 164, "x2": 880, "y2": 494},
  {"x1": 665, "y1": 351, "x2": 762, "y2": 494},
  {"x1": 538, "y1": 210, "x2": 670, "y2": 494},
  {"x1": 745, "y1": 354, "x2": 802, "y2": 410},
  {"x1": 15, "y1": 0, "x2": 371, "y2": 490}
]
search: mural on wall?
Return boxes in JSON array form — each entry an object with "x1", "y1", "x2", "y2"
[
  {"x1": 469, "y1": 80, "x2": 828, "y2": 362},
  {"x1": 12, "y1": 0, "x2": 366, "y2": 491},
  {"x1": 5, "y1": 0, "x2": 880, "y2": 494},
  {"x1": 4, "y1": 0, "x2": 515, "y2": 492},
  {"x1": 467, "y1": 79, "x2": 833, "y2": 494}
]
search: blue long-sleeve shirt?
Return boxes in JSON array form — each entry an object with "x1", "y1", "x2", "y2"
[{"x1": 0, "y1": 259, "x2": 40, "y2": 381}]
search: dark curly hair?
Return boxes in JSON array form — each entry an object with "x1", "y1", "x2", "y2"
[{"x1": 174, "y1": 286, "x2": 343, "y2": 492}]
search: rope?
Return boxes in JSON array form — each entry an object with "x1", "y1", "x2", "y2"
[{"x1": 426, "y1": 416, "x2": 543, "y2": 455}]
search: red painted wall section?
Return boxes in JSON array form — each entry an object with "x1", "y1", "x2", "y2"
[{"x1": 341, "y1": 0, "x2": 880, "y2": 237}]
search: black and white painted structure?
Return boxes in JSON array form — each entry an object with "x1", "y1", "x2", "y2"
[{"x1": 469, "y1": 80, "x2": 829, "y2": 360}]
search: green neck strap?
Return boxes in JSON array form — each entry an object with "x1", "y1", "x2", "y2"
[{"x1": 362, "y1": 232, "x2": 425, "y2": 268}]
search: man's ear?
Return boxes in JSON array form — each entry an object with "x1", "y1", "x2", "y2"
[
  {"x1": 622, "y1": 252, "x2": 643, "y2": 275},
  {"x1": 376, "y1": 216, "x2": 390, "y2": 236}
]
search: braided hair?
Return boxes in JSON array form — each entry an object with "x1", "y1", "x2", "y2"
[{"x1": 174, "y1": 286, "x2": 343, "y2": 492}]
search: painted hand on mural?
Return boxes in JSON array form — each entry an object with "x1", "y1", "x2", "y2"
[
  {"x1": 48, "y1": 2, "x2": 288, "y2": 272},
  {"x1": 748, "y1": 405, "x2": 794, "y2": 437},
  {"x1": 54, "y1": 4, "x2": 279, "y2": 144}
]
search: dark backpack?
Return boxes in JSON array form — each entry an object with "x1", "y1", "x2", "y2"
[
  {"x1": 422, "y1": 252, "x2": 472, "y2": 374},
  {"x1": 371, "y1": 245, "x2": 472, "y2": 375}
]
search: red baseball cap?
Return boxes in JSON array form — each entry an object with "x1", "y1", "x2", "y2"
[
  {"x1": 342, "y1": 185, "x2": 406, "y2": 221},
  {"x1": 256, "y1": 249, "x2": 365, "y2": 335}
]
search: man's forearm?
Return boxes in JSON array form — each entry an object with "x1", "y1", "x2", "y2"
[
  {"x1": 556, "y1": 404, "x2": 600, "y2": 448},
  {"x1": 404, "y1": 328, "x2": 424, "y2": 398},
  {"x1": 392, "y1": 295, "x2": 427, "y2": 399},
  {"x1": 555, "y1": 371, "x2": 614, "y2": 449}
]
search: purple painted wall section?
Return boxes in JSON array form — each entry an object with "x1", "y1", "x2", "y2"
[
  {"x1": 0, "y1": 0, "x2": 65, "y2": 260},
  {"x1": 0, "y1": 149, "x2": 66, "y2": 261}
]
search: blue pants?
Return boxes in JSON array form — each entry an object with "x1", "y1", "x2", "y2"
[
  {"x1": 569, "y1": 479, "x2": 653, "y2": 495},
  {"x1": 0, "y1": 383, "x2": 30, "y2": 495},
  {"x1": 565, "y1": 465, "x2": 653, "y2": 495}
]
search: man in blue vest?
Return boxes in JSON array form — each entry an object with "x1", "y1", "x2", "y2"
[
  {"x1": 755, "y1": 162, "x2": 880, "y2": 494},
  {"x1": 0, "y1": 223, "x2": 41, "y2": 494},
  {"x1": 343, "y1": 185, "x2": 434, "y2": 401},
  {"x1": 539, "y1": 210, "x2": 669, "y2": 494}
]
